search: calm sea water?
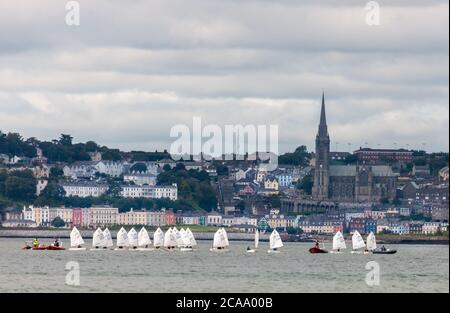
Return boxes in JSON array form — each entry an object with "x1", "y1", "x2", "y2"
[{"x1": 0, "y1": 238, "x2": 448, "y2": 293}]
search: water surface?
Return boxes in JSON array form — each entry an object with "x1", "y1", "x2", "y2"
[{"x1": 0, "y1": 238, "x2": 448, "y2": 293}]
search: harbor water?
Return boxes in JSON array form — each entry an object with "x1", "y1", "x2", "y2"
[{"x1": 0, "y1": 238, "x2": 448, "y2": 293}]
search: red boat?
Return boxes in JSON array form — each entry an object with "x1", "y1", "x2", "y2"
[
  {"x1": 31, "y1": 246, "x2": 48, "y2": 251},
  {"x1": 46, "y1": 245, "x2": 66, "y2": 251},
  {"x1": 309, "y1": 247, "x2": 328, "y2": 254}
]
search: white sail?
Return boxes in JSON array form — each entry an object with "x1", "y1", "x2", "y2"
[
  {"x1": 117, "y1": 227, "x2": 129, "y2": 247},
  {"x1": 153, "y1": 228, "x2": 165, "y2": 248},
  {"x1": 70, "y1": 227, "x2": 85, "y2": 247},
  {"x1": 222, "y1": 228, "x2": 230, "y2": 247},
  {"x1": 175, "y1": 228, "x2": 186, "y2": 247},
  {"x1": 186, "y1": 228, "x2": 197, "y2": 247},
  {"x1": 255, "y1": 229, "x2": 260, "y2": 249},
  {"x1": 352, "y1": 231, "x2": 366, "y2": 250},
  {"x1": 164, "y1": 228, "x2": 177, "y2": 248},
  {"x1": 138, "y1": 227, "x2": 152, "y2": 247},
  {"x1": 103, "y1": 228, "x2": 114, "y2": 248},
  {"x1": 332, "y1": 231, "x2": 347, "y2": 250},
  {"x1": 128, "y1": 228, "x2": 139, "y2": 247},
  {"x1": 270, "y1": 230, "x2": 283, "y2": 250},
  {"x1": 178, "y1": 228, "x2": 189, "y2": 247},
  {"x1": 366, "y1": 232, "x2": 377, "y2": 251},
  {"x1": 213, "y1": 229, "x2": 228, "y2": 248},
  {"x1": 92, "y1": 227, "x2": 105, "y2": 248}
]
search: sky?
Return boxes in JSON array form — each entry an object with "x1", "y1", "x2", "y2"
[{"x1": 0, "y1": 0, "x2": 448, "y2": 154}]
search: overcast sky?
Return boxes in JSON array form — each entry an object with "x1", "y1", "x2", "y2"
[{"x1": 0, "y1": 0, "x2": 448, "y2": 153}]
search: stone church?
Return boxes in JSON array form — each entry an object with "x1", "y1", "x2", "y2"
[{"x1": 312, "y1": 94, "x2": 397, "y2": 203}]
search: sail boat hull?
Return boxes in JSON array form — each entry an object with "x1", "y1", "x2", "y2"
[
  {"x1": 246, "y1": 249, "x2": 256, "y2": 253},
  {"x1": 351, "y1": 250, "x2": 363, "y2": 254},
  {"x1": 69, "y1": 247, "x2": 86, "y2": 251},
  {"x1": 210, "y1": 248, "x2": 229, "y2": 252},
  {"x1": 267, "y1": 249, "x2": 281, "y2": 254},
  {"x1": 180, "y1": 247, "x2": 194, "y2": 252},
  {"x1": 136, "y1": 247, "x2": 155, "y2": 251}
]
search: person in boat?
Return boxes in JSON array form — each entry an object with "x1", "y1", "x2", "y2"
[
  {"x1": 247, "y1": 246, "x2": 251, "y2": 251},
  {"x1": 53, "y1": 238, "x2": 60, "y2": 247},
  {"x1": 314, "y1": 240, "x2": 320, "y2": 249},
  {"x1": 33, "y1": 238, "x2": 39, "y2": 248}
]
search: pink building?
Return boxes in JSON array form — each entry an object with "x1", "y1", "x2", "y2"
[
  {"x1": 72, "y1": 208, "x2": 83, "y2": 227},
  {"x1": 165, "y1": 210, "x2": 176, "y2": 226}
]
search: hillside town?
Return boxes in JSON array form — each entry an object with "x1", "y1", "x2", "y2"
[{"x1": 1, "y1": 97, "x2": 449, "y2": 238}]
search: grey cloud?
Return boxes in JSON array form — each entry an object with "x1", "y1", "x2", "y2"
[{"x1": 0, "y1": 0, "x2": 448, "y2": 153}]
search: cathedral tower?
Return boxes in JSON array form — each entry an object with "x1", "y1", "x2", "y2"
[{"x1": 312, "y1": 92, "x2": 330, "y2": 201}]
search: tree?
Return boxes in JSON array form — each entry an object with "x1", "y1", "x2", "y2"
[
  {"x1": 49, "y1": 167, "x2": 64, "y2": 180},
  {"x1": 298, "y1": 175, "x2": 313, "y2": 195},
  {"x1": 130, "y1": 163, "x2": 148, "y2": 173},
  {"x1": 59, "y1": 134, "x2": 73, "y2": 146},
  {"x1": 163, "y1": 164, "x2": 172, "y2": 172},
  {"x1": 278, "y1": 146, "x2": 311, "y2": 166},
  {"x1": 41, "y1": 182, "x2": 66, "y2": 200},
  {"x1": 4, "y1": 170, "x2": 37, "y2": 201},
  {"x1": 51, "y1": 216, "x2": 66, "y2": 228}
]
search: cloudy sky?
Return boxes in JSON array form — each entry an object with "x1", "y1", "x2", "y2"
[{"x1": 0, "y1": 0, "x2": 448, "y2": 153}]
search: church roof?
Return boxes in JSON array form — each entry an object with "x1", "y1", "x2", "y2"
[{"x1": 329, "y1": 165, "x2": 396, "y2": 177}]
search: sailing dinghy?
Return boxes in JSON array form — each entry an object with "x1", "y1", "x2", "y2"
[
  {"x1": 128, "y1": 228, "x2": 139, "y2": 250},
  {"x1": 91, "y1": 228, "x2": 106, "y2": 250},
  {"x1": 153, "y1": 228, "x2": 165, "y2": 250},
  {"x1": 268, "y1": 230, "x2": 283, "y2": 253},
  {"x1": 103, "y1": 228, "x2": 114, "y2": 250},
  {"x1": 181, "y1": 228, "x2": 197, "y2": 252},
  {"x1": 179, "y1": 228, "x2": 194, "y2": 252},
  {"x1": 115, "y1": 227, "x2": 129, "y2": 250},
  {"x1": 137, "y1": 227, "x2": 153, "y2": 251},
  {"x1": 366, "y1": 232, "x2": 377, "y2": 254},
  {"x1": 164, "y1": 228, "x2": 177, "y2": 251},
  {"x1": 210, "y1": 228, "x2": 230, "y2": 252},
  {"x1": 351, "y1": 231, "x2": 366, "y2": 254},
  {"x1": 69, "y1": 227, "x2": 86, "y2": 251},
  {"x1": 246, "y1": 229, "x2": 259, "y2": 253},
  {"x1": 330, "y1": 231, "x2": 346, "y2": 254}
]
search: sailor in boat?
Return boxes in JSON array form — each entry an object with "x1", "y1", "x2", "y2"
[
  {"x1": 53, "y1": 238, "x2": 61, "y2": 247},
  {"x1": 33, "y1": 238, "x2": 40, "y2": 248},
  {"x1": 247, "y1": 246, "x2": 251, "y2": 251},
  {"x1": 381, "y1": 245, "x2": 387, "y2": 252}
]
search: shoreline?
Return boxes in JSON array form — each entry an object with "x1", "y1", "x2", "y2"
[{"x1": 0, "y1": 229, "x2": 448, "y2": 245}]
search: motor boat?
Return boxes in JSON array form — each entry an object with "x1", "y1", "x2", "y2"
[
  {"x1": 309, "y1": 246, "x2": 328, "y2": 254},
  {"x1": 373, "y1": 249, "x2": 397, "y2": 255}
]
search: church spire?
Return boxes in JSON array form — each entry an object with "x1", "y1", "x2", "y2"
[{"x1": 318, "y1": 91, "x2": 328, "y2": 137}]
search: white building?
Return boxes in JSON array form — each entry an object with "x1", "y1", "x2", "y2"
[
  {"x1": 95, "y1": 161, "x2": 124, "y2": 177},
  {"x1": 63, "y1": 162, "x2": 97, "y2": 179},
  {"x1": 61, "y1": 182, "x2": 108, "y2": 198},
  {"x1": 90, "y1": 206, "x2": 119, "y2": 227},
  {"x1": 124, "y1": 173, "x2": 157, "y2": 186},
  {"x1": 148, "y1": 210, "x2": 166, "y2": 226},
  {"x1": 207, "y1": 212, "x2": 223, "y2": 226},
  {"x1": 276, "y1": 173, "x2": 294, "y2": 188},
  {"x1": 422, "y1": 222, "x2": 442, "y2": 235},
  {"x1": 121, "y1": 184, "x2": 177, "y2": 201}
]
